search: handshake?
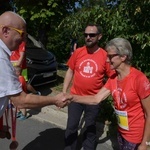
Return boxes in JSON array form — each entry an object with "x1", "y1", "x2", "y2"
[{"x1": 54, "y1": 92, "x2": 73, "y2": 108}]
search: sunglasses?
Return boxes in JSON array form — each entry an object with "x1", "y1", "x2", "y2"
[
  {"x1": 8, "y1": 26, "x2": 26, "y2": 37},
  {"x1": 84, "y1": 33, "x2": 99, "y2": 38},
  {"x1": 0, "y1": 25, "x2": 26, "y2": 37},
  {"x1": 107, "y1": 54, "x2": 119, "y2": 60}
]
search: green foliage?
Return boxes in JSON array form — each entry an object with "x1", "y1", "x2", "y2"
[
  {"x1": 14, "y1": 0, "x2": 78, "y2": 44},
  {"x1": 0, "y1": 0, "x2": 149, "y2": 77},
  {"x1": 47, "y1": 28, "x2": 71, "y2": 63},
  {"x1": 57, "y1": 0, "x2": 150, "y2": 77},
  {"x1": 12, "y1": 0, "x2": 82, "y2": 62}
]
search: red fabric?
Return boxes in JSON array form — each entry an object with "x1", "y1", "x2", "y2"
[
  {"x1": 68, "y1": 46, "x2": 113, "y2": 95},
  {"x1": 10, "y1": 41, "x2": 26, "y2": 69},
  {"x1": 104, "y1": 67, "x2": 150, "y2": 143},
  {"x1": 19, "y1": 76, "x2": 27, "y2": 93}
]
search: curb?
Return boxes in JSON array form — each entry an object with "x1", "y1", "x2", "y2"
[
  {"x1": 28, "y1": 105, "x2": 116, "y2": 149},
  {"x1": 29, "y1": 105, "x2": 68, "y2": 129}
]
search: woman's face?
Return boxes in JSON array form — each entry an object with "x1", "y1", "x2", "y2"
[{"x1": 106, "y1": 46, "x2": 122, "y2": 70}]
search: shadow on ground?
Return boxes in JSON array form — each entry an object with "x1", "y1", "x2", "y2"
[
  {"x1": 97, "y1": 123, "x2": 119, "y2": 150},
  {"x1": 22, "y1": 128, "x2": 65, "y2": 150},
  {"x1": 77, "y1": 119, "x2": 119, "y2": 150}
]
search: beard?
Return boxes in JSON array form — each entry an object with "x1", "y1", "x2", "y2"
[{"x1": 85, "y1": 40, "x2": 98, "y2": 48}]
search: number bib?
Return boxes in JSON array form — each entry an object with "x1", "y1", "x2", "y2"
[{"x1": 115, "y1": 109, "x2": 129, "y2": 130}]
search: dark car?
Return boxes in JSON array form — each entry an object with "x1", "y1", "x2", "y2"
[{"x1": 26, "y1": 34, "x2": 57, "y2": 86}]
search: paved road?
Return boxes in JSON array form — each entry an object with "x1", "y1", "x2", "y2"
[
  {"x1": 0, "y1": 116, "x2": 118, "y2": 150},
  {"x1": 0, "y1": 81, "x2": 119, "y2": 150},
  {"x1": 0, "y1": 117, "x2": 65, "y2": 150}
]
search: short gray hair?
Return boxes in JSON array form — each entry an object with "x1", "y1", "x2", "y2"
[{"x1": 105, "y1": 38, "x2": 133, "y2": 64}]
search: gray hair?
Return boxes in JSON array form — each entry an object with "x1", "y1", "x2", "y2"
[{"x1": 105, "y1": 38, "x2": 133, "y2": 64}]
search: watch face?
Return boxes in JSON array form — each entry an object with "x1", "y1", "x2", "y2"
[{"x1": 0, "y1": 98, "x2": 9, "y2": 118}]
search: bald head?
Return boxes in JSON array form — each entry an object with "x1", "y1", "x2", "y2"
[
  {"x1": 0, "y1": 11, "x2": 26, "y2": 51},
  {"x1": 0, "y1": 11, "x2": 26, "y2": 28}
]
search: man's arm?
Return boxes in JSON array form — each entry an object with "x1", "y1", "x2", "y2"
[
  {"x1": 73, "y1": 43, "x2": 77, "y2": 51},
  {"x1": 72, "y1": 87, "x2": 110, "y2": 105},
  {"x1": 63, "y1": 68, "x2": 74, "y2": 93},
  {"x1": 9, "y1": 91, "x2": 72, "y2": 109}
]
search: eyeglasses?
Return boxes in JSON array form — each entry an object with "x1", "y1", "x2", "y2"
[
  {"x1": 107, "y1": 54, "x2": 119, "y2": 60},
  {"x1": 84, "y1": 33, "x2": 99, "y2": 38},
  {"x1": 0, "y1": 25, "x2": 26, "y2": 37},
  {"x1": 8, "y1": 26, "x2": 26, "y2": 37}
]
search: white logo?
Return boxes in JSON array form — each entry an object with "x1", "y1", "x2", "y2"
[
  {"x1": 83, "y1": 62, "x2": 93, "y2": 74},
  {"x1": 112, "y1": 88, "x2": 127, "y2": 109},
  {"x1": 79, "y1": 59, "x2": 98, "y2": 78}
]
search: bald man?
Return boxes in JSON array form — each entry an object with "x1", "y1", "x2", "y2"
[{"x1": 0, "y1": 11, "x2": 71, "y2": 118}]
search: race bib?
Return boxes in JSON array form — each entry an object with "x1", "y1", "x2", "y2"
[{"x1": 115, "y1": 109, "x2": 129, "y2": 130}]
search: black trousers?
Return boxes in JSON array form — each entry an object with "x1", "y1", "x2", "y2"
[{"x1": 64, "y1": 102, "x2": 100, "y2": 150}]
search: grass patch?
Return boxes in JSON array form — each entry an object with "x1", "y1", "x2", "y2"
[{"x1": 49, "y1": 68, "x2": 68, "y2": 94}]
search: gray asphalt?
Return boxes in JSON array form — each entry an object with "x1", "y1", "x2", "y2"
[
  {"x1": 0, "y1": 117, "x2": 65, "y2": 150},
  {"x1": 0, "y1": 116, "x2": 118, "y2": 150},
  {"x1": 0, "y1": 81, "x2": 119, "y2": 150}
]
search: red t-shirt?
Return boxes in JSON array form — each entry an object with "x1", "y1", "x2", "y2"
[
  {"x1": 104, "y1": 67, "x2": 150, "y2": 143},
  {"x1": 19, "y1": 76, "x2": 27, "y2": 93},
  {"x1": 10, "y1": 42, "x2": 26, "y2": 69},
  {"x1": 68, "y1": 46, "x2": 113, "y2": 95}
]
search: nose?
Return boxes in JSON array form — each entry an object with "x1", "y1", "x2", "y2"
[{"x1": 86, "y1": 35, "x2": 91, "y2": 39}]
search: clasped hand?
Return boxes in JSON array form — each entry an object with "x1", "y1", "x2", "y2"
[{"x1": 55, "y1": 92, "x2": 72, "y2": 108}]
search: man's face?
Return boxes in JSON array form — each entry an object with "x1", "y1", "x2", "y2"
[
  {"x1": 9, "y1": 24, "x2": 26, "y2": 51},
  {"x1": 84, "y1": 26, "x2": 101, "y2": 48}
]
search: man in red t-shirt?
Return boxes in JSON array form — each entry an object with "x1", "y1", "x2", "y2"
[
  {"x1": 63, "y1": 24, "x2": 113, "y2": 150},
  {"x1": 10, "y1": 41, "x2": 26, "y2": 69},
  {"x1": 10, "y1": 41, "x2": 39, "y2": 94},
  {"x1": 10, "y1": 41, "x2": 28, "y2": 81}
]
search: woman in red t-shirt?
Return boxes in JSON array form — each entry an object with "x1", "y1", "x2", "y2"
[{"x1": 72, "y1": 38, "x2": 150, "y2": 150}]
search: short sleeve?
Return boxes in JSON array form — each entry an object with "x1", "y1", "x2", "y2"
[
  {"x1": 0, "y1": 58, "x2": 22, "y2": 97},
  {"x1": 135, "y1": 73, "x2": 150, "y2": 100}
]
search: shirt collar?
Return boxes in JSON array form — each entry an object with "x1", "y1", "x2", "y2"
[{"x1": 0, "y1": 39, "x2": 12, "y2": 56}]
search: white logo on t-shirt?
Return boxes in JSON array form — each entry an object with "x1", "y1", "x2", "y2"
[
  {"x1": 79, "y1": 59, "x2": 98, "y2": 78},
  {"x1": 83, "y1": 62, "x2": 93, "y2": 74},
  {"x1": 112, "y1": 88, "x2": 127, "y2": 109}
]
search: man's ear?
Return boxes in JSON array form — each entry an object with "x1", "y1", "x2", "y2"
[{"x1": 1, "y1": 26, "x2": 9, "y2": 37}]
